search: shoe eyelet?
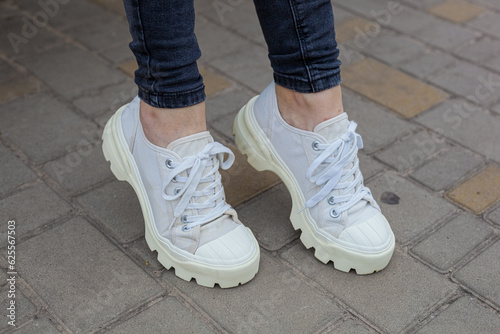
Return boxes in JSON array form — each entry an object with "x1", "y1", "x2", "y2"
[
  {"x1": 182, "y1": 225, "x2": 191, "y2": 232},
  {"x1": 181, "y1": 215, "x2": 188, "y2": 224},
  {"x1": 174, "y1": 187, "x2": 181, "y2": 195},
  {"x1": 312, "y1": 140, "x2": 320, "y2": 151},
  {"x1": 165, "y1": 159, "x2": 174, "y2": 169},
  {"x1": 171, "y1": 177, "x2": 178, "y2": 183},
  {"x1": 327, "y1": 196, "x2": 335, "y2": 205},
  {"x1": 330, "y1": 208, "x2": 340, "y2": 218}
]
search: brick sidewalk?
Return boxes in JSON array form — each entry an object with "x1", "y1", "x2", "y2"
[{"x1": 1, "y1": 0, "x2": 500, "y2": 333}]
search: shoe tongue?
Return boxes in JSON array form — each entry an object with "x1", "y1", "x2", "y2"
[
  {"x1": 166, "y1": 131, "x2": 213, "y2": 156},
  {"x1": 313, "y1": 113, "x2": 349, "y2": 142}
]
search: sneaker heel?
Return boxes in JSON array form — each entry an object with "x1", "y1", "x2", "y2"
[{"x1": 102, "y1": 111, "x2": 131, "y2": 183}]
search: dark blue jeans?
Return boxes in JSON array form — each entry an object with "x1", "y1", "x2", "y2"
[{"x1": 124, "y1": 0, "x2": 341, "y2": 108}]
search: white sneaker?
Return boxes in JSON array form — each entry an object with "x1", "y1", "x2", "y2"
[
  {"x1": 233, "y1": 83, "x2": 394, "y2": 274},
  {"x1": 102, "y1": 97, "x2": 259, "y2": 287}
]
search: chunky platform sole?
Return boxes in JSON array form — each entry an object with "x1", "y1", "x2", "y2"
[
  {"x1": 233, "y1": 96, "x2": 394, "y2": 275},
  {"x1": 102, "y1": 104, "x2": 260, "y2": 288}
]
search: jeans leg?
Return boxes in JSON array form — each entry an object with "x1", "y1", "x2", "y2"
[
  {"x1": 253, "y1": 0, "x2": 341, "y2": 93},
  {"x1": 123, "y1": 0, "x2": 205, "y2": 108}
]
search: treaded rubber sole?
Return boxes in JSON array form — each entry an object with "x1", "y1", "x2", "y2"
[
  {"x1": 102, "y1": 104, "x2": 260, "y2": 288},
  {"x1": 233, "y1": 96, "x2": 395, "y2": 275}
]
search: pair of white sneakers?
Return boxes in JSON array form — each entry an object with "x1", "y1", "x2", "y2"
[{"x1": 102, "y1": 83, "x2": 395, "y2": 288}]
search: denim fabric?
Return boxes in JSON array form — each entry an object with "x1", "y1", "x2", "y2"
[{"x1": 124, "y1": 0, "x2": 341, "y2": 108}]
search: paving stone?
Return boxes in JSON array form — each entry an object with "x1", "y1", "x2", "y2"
[
  {"x1": 335, "y1": 17, "x2": 371, "y2": 43},
  {"x1": 0, "y1": 1, "x2": 17, "y2": 18},
  {"x1": 411, "y1": 146, "x2": 484, "y2": 191},
  {"x1": 0, "y1": 182, "x2": 73, "y2": 246},
  {"x1": 342, "y1": 58, "x2": 448, "y2": 118},
  {"x1": 360, "y1": 29, "x2": 428, "y2": 65},
  {"x1": 0, "y1": 59, "x2": 21, "y2": 85},
  {"x1": 402, "y1": 0, "x2": 449, "y2": 9},
  {"x1": 375, "y1": 130, "x2": 447, "y2": 172},
  {"x1": 206, "y1": 87, "x2": 253, "y2": 123},
  {"x1": 63, "y1": 15, "x2": 131, "y2": 52},
  {"x1": 0, "y1": 270, "x2": 6, "y2": 288},
  {"x1": 447, "y1": 164, "x2": 500, "y2": 214},
  {"x1": 386, "y1": 5, "x2": 440, "y2": 34},
  {"x1": 281, "y1": 245, "x2": 456, "y2": 333},
  {"x1": 100, "y1": 42, "x2": 135, "y2": 64},
  {"x1": 0, "y1": 93, "x2": 100, "y2": 164},
  {"x1": 486, "y1": 206, "x2": 500, "y2": 227},
  {"x1": 200, "y1": 65, "x2": 232, "y2": 97},
  {"x1": 20, "y1": 44, "x2": 127, "y2": 99},
  {"x1": 332, "y1": 0, "x2": 401, "y2": 20},
  {"x1": 108, "y1": 297, "x2": 215, "y2": 334},
  {"x1": 323, "y1": 317, "x2": 376, "y2": 334},
  {"x1": 73, "y1": 80, "x2": 137, "y2": 118},
  {"x1": 428, "y1": 0, "x2": 485, "y2": 23},
  {"x1": 359, "y1": 153, "x2": 385, "y2": 180},
  {"x1": 342, "y1": 88, "x2": 416, "y2": 153},
  {"x1": 89, "y1": 0, "x2": 127, "y2": 18},
  {"x1": 118, "y1": 59, "x2": 137, "y2": 78},
  {"x1": 455, "y1": 37, "x2": 500, "y2": 63},
  {"x1": 331, "y1": 5, "x2": 357, "y2": 23},
  {"x1": 0, "y1": 287, "x2": 36, "y2": 331},
  {"x1": 126, "y1": 237, "x2": 164, "y2": 273},
  {"x1": 417, "y1": 296, "x2": 500, "y2": 334},
  {"x1": 77, "y1": 180, "x2": 144, "y2": 244},
  {"x1": 455, "y1": 240, "x2": 500, "y2": 307},
  {"x1": 0, "y1": 76, "x2": 42, "y2": 105},
  {"x1": 412, "y1": 214, "x2": 493, "y2": 271},
  {"x1": 468, "y1": 11, "x2": 500, "y2": 37},
  {"x1": 13, "y1": 317, "x2": 61, "y2": 334},
  {"x1": 400, "y1": 50, "x2": 456, "y2": 79},
  {"x1": 17, "y1": 217, "x2": 163, "y2": 333},
  {"x1": 221, "y1": 142, "x2": 281, "y2": 206},
  {"x1": 484, "y1": 56, "x2": 500, "y2": 73},
  {"x1": 367, "y1": 172, "x2": 456, "y2": 245},
  {"x1": 337, "y1": 43, "x2": 366, "y2": 68},
  {"x1": 0, "y1": 144, "x2": 37, "y2": 197},
  {"x1": 416, "y1": 99, "x2": 500, "y2": 162},
  {"x1": 163, "y1": 251, "x2": 342, "y2": 334},
  {"x1": 471, "y1": 0, "x2": 500, "y2": 11},
  {"x1": 43, "y1": 143, "x2": 114, "y2": 194},
  {"x1": 236, "y1": 184, "x2": 298, "y2": 251},
  {"x1": 0, "y1": 14, "x2": 64, "y2": 58},
  {"x1": 211, "y1": 110, "x2": 238, "y2": 140}
]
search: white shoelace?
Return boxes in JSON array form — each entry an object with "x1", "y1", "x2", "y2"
[
  {"x1": 161, "y1": 142, "x2": 234, "y2": 231},
  {"x1": 302, "y1": 121, "x2": 369, "y2": 216}
]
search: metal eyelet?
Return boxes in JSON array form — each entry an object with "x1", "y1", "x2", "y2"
[
  {"x1": 312, "y1": 140, "x2": 320, "y2": 151},
  {"x1": 327, "y1": 196, "x2": 335, "y2": 205},
  {"x1": 330, "y1": 208, "x2": 340, "y2": 218},
  {"x1": 165, "y1": 159, "x2": 174, "y2": 169},
  {"x1": 182, "y1": 225, "x2": 191, "y2": 232},
  {"x1": 171, "y1": 177, "x2": 178, "y2": 183},
  {"x1": 174, "y1": 187, "x2": 181, "y2": 195},
  {"x1": 181, "y1": 215, "x2": 188, "y2": 224}
]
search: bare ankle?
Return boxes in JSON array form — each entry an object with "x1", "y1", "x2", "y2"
[
  {"x1": 140, "y1": 100, "x2": 207, "y2": 147},
  {"x1": 275, "y1": 84, "x2": 344, "y2": 131}
]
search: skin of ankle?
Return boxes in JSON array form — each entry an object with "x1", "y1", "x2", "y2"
[
  {"x1": 140, "y1": 100, "x2": 207, "y2": 147},
  {"x1": 275, "y1": 84, "x2": 345, "y2": 131}
]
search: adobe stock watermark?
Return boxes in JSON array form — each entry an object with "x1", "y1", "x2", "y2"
[{"x1": 7, "y1": 0, "x2": 71, "y2": 54}]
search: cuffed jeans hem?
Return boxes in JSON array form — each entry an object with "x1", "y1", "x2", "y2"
[
  {"x1": 138, "y1": 85, "x2": 206, "y2": 109},
  {"x1": 273, "y1": 71, "x2": 342, "y2": 93}
]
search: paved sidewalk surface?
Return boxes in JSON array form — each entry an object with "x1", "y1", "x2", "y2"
[{"x1": 1, "y1": 0, "x2": 500, "y2": 333}]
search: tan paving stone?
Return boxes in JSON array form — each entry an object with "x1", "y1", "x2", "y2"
[
  {"x1": 335, "y1": 17, "x2": 371, "y2": 43},
  {"x1": 342, "y1": 58, "x2": 448, "y2": 118},
  {"x1": 0, "y1": 77, "x2": 41, "y2": 105},
  {"x1": 447, "y1": 164, "x2": 500, "y2": 214},
  {"x1": 199, "y1": 65, "x2": 232, "y2": 97},
  {"x1": 119, "y1": 59, "x2": 137, "y2": 78},
  {"x1": 428, "y1": 0, "x2": 485, "y2": 23},
  {"x1": 221, "y1": 143, "x2": 281, "y2": 207}
]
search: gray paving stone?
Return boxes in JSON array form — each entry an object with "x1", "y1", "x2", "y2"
[
  {"x1": 0, "y1": 13, "x2": 64, "y2": 58},
  {"x1": 0, "y1": 270, "x2": 6, "y2": 288},
  {"x1": 411, "y1": 214, "x2": 493, "y2": 271},
  {"x1": 414, "y1": 19, "x2": 478, "y2": 50},
  {"x1": 387, "y1": 5, "x2": 442, "y2": 35},
  {"x1": 400, "y1": 50, "x2": 456, "y2": 79},
  {"x1": 0, "y1": 144, "x2": 37, "y2": 197},
  {"x1": 323, "y1": 317, "x2": 376, "y2": 334},
  {"x1": 17, "y1": 217, "x2": 163, "y2": 333},
  {"x1": 236, "y1": 184, "x2": 299, "y2": 251},
  {"x1": 484, "y1": 55, "x2": 500, "y2": 73},
  {"x1": 0, "y1": 59, "x2": 21, "y2": 85},
  {"x1": 99, "y1": 42, "x2": 135, "y2": 64},
  {"x1": 126, "y1": 237, "x2": 164, "y2": 273},
  {"x1": 468, "y1": 11, "x2": 500, "y2": 37},
  {"x1": 20, "y1": 44, "x2": 127, "y2": 99},
  {"x1": 77, "y1": 180, "x2": 144, "y2": 244},
  {"x1": 455, "y1": 240, "x2": 500, "y2": 307},
  {"x1": 73, "y1": 80, "x2": 137, "y2": 118},
  {"x1": 359, "y1": 153, "x2": 385, "y2": 180},
  {"x1": 163, "y1": 251, "x2": 342, "y2": 334},
  {"x1": 367, "y1": 172, "x2": 456, "y2": 245},
  {"x1": 108, "y1": 297, "x2": 215, "y2": 334},
  {"x1": 375, "y1": 130, "x2": 447, "y2": 172},
  {"x1": 0, "y1": 93, "x2": 99, "y2": 164},
  {"x1": 417, "y1": 296, "x2": 500, "y2": 334},
  {"x1": 0, "y1": 1, "x2": 17, "y2": 18},
  {"x1": 471, "y1": 0, "x2": 500, "y2": 11},
  {"x1": 332, "y1": 0, "x2": 400, "y2": 20},
  {"x1": 206, "y1": 87, "x2": 253, "y2": 123},
  {"x1": 0, "y1": 182, "x2": 73, "y2": 246},
  {"x1": 13, "y1": 317, "x2": 60, "y2": 334},
  {"x1": 415, "y1": 99, "x2": 500, "y2": 163},
  {"x1": 43, "y1": 143, "x2": 114, "y2": 194},
  {"x1": 211, "y1": 110, "x2": 237, "y2": 140},
  {"x1": 63, "y1": 15, "x2": 131, "y2": 52},
  {"x1": 343, "y1": 88, "x2": 416, "y2": 154},
  {"x1": 338, "y1": 43, "x2": 366, "y2": 68},
  {"x1": 455, "y1": 37, "x2": 500, "y2": 64},
  {"x1": 410, "y1": 146, "x2": 484, "y2": 191},
  {"x1": 331, "y1": 5, "x2": 357, "y2": 23},
  {"x1": 0, "y1": 287, "x2": 37, "y2": 331},
  {"x1": 429, "y1": 61, "x2": 500, "y2": 106},
  {"x1": 486, "y1": 206, "x2": 500, "y2": 227},
  {"x1": 281, "y1": 245, "x2": 456, "y2": 333},
  {"x1": 360, "y1": 29, "x2": 428, "y2": 65},
  {"x1": 401, "y1": 0, "x2": 447, "y2": 9}
]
